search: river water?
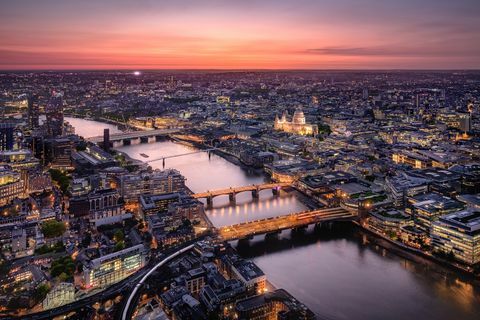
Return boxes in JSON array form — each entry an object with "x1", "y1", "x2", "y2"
[{"x1": 68, "y1": 118, "x2": 480, "y2": 320}]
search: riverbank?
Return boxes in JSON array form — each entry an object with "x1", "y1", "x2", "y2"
[{"x1": 355, "y1": 221, "x2": 479, "y2": 279}]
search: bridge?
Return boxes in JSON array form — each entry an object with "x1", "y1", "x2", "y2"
[
  {"x1": 217, "y1": 207, "x2": 354, "y2": 241},
  {"x1": 192, "y1": 182, "x2": 291, "y2": 206},
  {"x1": 145, "y1": 148, "x2": 217, "y2": 168},
  {"x1": 86, "y1": 128, "x2": 180, "y2": 146}
]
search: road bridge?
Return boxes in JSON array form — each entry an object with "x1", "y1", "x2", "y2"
[
  {"x1": 192, "y1": 182, "x2": 291, "y2": 206},
  {"x1": 217, "y1": 207, "x2": 354, "y2": 241},
  {"x1": 86, "y1": 128, "x2": 179, "y2": 146}
]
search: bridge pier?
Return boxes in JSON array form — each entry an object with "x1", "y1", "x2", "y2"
[
  {"x1": 122, "y1": 138, "x2": 131, "y2": 146},
  {"x1": 252, "y1": 188, "x2": 259, "y2": 200},
  {"x1": 291, "y1": 225, "x2": 307, "y2": 237},
  {"x1": 265, "y1": 230, "x2": 280, "y2": 241},
  {"x1": 206, "y1": 196, "x2": 213, "y2": 207},
  {"x1": 229, "y1": 193, "x2": 236, "y2": 203},
  {"x1": 272, "y1": 187, "x2": 280, "y2": 196},
  {"x1": 148, "y1": 136, "x2": 156, "y2": 143},
  {"x1": 140, "y1": 136, "x2": 149, "y2": 143}
]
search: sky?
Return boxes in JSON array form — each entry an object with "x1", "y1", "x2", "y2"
[{"x1": 1, "y1": 0, "x2": 480, "y2": 70}]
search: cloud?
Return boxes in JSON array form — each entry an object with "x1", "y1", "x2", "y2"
[{"x1": 305, "y1": 46, "x2": 480, "y2": 58}]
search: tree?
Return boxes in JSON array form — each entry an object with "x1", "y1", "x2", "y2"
[
  {"x1": 34, "y1": 283, "x2": 50, "y2": 302},
  {"x1": 48, "y1": 169, "x2": 71, "y2": 194},
  {"x1": 41, "y1": 220, "x2": 66, "y2": 238},
  {"x1": 114, "y1": 241, "x2": 125, "y2": 252},
  {"x1": 82, "y1": 232, "x2": 92, "y2": 248},
  {"x1": 113, "y1": 229, "x2": 124, "y2": 243},
  {"x1": 50, "y1": 256, "x2": 75, "y2": 279}
]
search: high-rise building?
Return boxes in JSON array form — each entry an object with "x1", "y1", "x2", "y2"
[
  {"x1": 363, "y1": 88, "x2": 369, "y2": 100},
  {"x1": 0, "y1": 123, "x2": 15, "y2": 151},
  {"x1": 45, "y1": 91, "x2": 64, "y2": 137},
  {"x1": 103, "y1": 128, "x2": 110, "y2": 152},
  {"x1": 457, "y1": 112, "x2": 472, "y2": 133},
  {"x1": 27, "y1": 94, "x2": 39, "y2": 130}
]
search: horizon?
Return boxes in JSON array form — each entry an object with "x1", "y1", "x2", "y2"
[{"x1": 1, "y1": 0, "x2": 480, "y2": 70}]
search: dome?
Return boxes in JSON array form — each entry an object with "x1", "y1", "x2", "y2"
[{"x1": 292, "y1": 108, "x2": 306, "y2": 124}]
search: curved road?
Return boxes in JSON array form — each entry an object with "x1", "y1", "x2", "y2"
[{"x1": 121, "y1": 244, "x2": 195, "y2": 320}]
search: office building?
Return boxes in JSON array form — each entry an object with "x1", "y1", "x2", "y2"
[
  {"x1": 82, "y1": 243, "x2": 147, "y2": 289},
  {"x1": 88, "y1": 188, "x2": 131, "y2": 227},
  {"x1": 27, "y1": 94, "x2": 39, "y2": 130},
  {"x1": 0, "y1": 166, "x2": 25, "y2": 206},
  {"x1": 431, "y1": 210, "x2": 480, "y2": 265},
  {"x1": 457, "y1": 112, "x2": 472, "y2": 133},
  {"x1": 45, "y1": 91, "x2": 64, "y2": 137},
  {"x1": 235, "y1": 289, "x2": 316, "y2": 320},
  {"x1": 42, "y1": 282, "x2": 75, "y2": 310},
  {"x1": 119, "y1": 169, "x2": 185, "y2": 203},
  {"x1": 0, "y1": 123, "x2": 15, "y2": 151}
]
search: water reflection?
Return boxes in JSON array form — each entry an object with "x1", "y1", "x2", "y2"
[{"x1": 65, "y1": 117, "x2": 122, "y2": 138}]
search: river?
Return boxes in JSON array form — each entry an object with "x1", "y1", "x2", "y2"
[{"x1": 67, "y1": 117, "x2": 480, "y2": 320}]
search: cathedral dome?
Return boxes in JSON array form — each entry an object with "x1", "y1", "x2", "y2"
[{"x1": 292, "y1": 108, "x2": 306, "y2": 124}]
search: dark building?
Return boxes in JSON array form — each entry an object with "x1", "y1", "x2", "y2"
[
  {"x1": 103, "y1": 128, "x2": 110, "y2": 152},
  {"x1": 0, "y1": 123, "x2": 15, "y2": 151},
  {"x1": 27, "y1": 94, "x2": 39, "y2": 130},
  {"x1": 45, "y1": 91, "x2": 64, "y2": 137}
]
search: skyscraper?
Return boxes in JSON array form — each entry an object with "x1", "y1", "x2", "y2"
[
  {"x1": 45, "y1": 91, "x2": 64, "y2": 137},
  {"x1": 103, "y1": 128, "x2": 110, "y2": 152},
  {"x1": 0, "y1": 123, "x2": 15, "y2": 151},
  {"x1": 458, "y1": 112, "x2": 472, "y2": 133},
  {"x1": 27, "y1": 94, "x2": 39, "y2": 130}
]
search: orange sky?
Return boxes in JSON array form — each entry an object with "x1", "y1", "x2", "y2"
[{"x1": 1, "y1": 0, "x2": 479, "y2": 69}]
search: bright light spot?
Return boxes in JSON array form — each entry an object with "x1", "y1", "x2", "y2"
[{"x1": 133, "y1": 71, "x2": 141, "y2": 76}]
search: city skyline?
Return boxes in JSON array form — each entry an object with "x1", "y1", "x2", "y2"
[{"x1": 1, "y1": 0, "x2": 480, "y2": 70}]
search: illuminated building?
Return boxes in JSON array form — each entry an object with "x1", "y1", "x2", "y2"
[
  {"x1": 457, "y1": 112, "x2": 472, "y2": 133},
  {"x1": 392, "y1": 150, "x2": 430, "y2": 169},
  {"x1": 408, "y1": 193, "x2": 465, "y2": 234},
  {"x1": 235, "y1": 289, "x2": 316, "y2": 320},
  {"x1": 0, "y1": 166, "x2": 25, "y2": 206},
  {"x1": 42, "y1": 282, "x2": 75, "y2": 310},
  {"x1": 216, "y1": 96, "x2": 230, "y2": 104},
  {"x1": 82, "y1": 243, "x2": 147, "y2": 288},
  {"x1": 431, "y1": 210, "x2": 480, "y2": 265},
  {"x1": 45, "y1": 91, "x2": 64, "y2": 137},
  {"x1": 367, "y1": 208, "x2": 412, "y2": 236},
  {"x1": 0, "y1": 149, "x2": 39, "y2": 171},
  {"x1": 119, "y1": 169, "x2": 185, "y2": 203},
  {"x1": 88, "y1": 188, "x2": 131, "y2": 227},
  {"x1": 274, "y1": 108, "x2": 318, "y2": 136},
  {"x1": 385, "y1": 173, "x2": 429, "y2": 207}
]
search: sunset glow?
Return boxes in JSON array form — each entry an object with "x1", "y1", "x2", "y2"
[{"x1": 1, "y1": 0, "x2": 480, "y2": 70}]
